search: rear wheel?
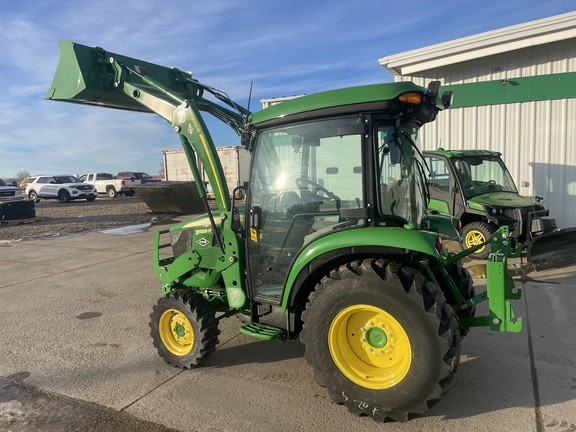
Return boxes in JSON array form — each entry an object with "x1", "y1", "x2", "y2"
[
  {"x1": 58, "y1": 189, "x2": 71, "y2": 203},
  {"x1": 434, "y1": 263, "x2": 475, "y2": 338},
  {"x1": 300, "y1": 259, "x2": 460, "y2": 422},
  {"x1": 461, "y1": 221, "x2": 495, "y2": 260},
  {"x1": 28, "y1": 190, "x2": 38, "y2": 200},
  {"x1": 106, "y1": 187, "x2": 118, "y2": 198},
  {"x1": 150, "y1": 290, "x2": 220, "y2": 368}
]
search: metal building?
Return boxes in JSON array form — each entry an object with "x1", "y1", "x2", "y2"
[{"x1": 379, "y1": 11, "x2": 576, "y2": 228}]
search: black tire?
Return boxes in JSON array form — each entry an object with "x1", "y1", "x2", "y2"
[
  {"x1": 106, "y1": 187, "x2": 118, "y2": 198},
  {"x1": 150, "y1": 290, "x2": 220, "y2": 368},
  {"x1": 300, "y1": 259, "x2": 460, "y2": 422},
  {"x1": 58, "y1": 189, "x2": 71, "y2": 203},
  {"x1": 461, "y1": 221, "x2": 495, "y2": 260},
  {"x1": 86, "y1": 196, "x2": 96, "y2": 202},
  {"x1": 434, "y1": 262, "x2": 475, "y2": 338},
  {"x1": 124, "y1": 190, "x2": 135, "y2": 197},
  {"x1": 28, "y1": 190, "x2": 38, "y2": 200}
]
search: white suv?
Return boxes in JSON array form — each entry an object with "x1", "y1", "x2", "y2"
[{"x1": 25, "y1": 175, "x2": 97, "y2": 203}]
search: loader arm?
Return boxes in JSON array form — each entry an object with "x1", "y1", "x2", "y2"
[{"x1": 46, "y1": 40, "x2": 250, "y2": 214}]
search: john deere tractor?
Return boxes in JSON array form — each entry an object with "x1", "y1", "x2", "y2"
[{"x1": 46, "y1": 40, "x2": 559, "y2": 422}]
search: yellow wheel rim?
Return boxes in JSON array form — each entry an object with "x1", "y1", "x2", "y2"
[
  {"x1": 158, "y1": 309, "x2": 194, "y2": 356},
  {"x1": 328, "y1": 304, "x2": 411, "y2": 390},
  {"x1": 464, "y1": 229, "x2": 486, "y2": 253}
]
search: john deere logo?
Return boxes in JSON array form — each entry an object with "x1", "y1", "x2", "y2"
[{"x1": 197, "y1": 238, "x2": 209, "y2": 247}]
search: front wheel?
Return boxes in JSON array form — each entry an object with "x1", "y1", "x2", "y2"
[
  {"x1": 58, "y1": 189, "x2": 71, "y2": 203},
  {"x1": 461, "y1": 221, "x2": 495, "y2": 260},
  {"x1": 150, "y1": 290, "x2": 220, "y2": 368},
  {"x1": 300, "y1": 259, "x2": 460, "y2": 422}
]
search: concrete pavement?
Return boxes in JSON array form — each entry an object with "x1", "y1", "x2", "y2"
[{"x1": 1, "y1": 222, "x2": 575, "y2": 431}]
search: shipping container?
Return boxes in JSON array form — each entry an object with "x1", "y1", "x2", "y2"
[{"x1": 163, "y1": 146, "x2": 250, "y2": 199}]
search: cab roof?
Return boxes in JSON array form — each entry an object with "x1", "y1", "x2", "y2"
[
  {"x1": 424, "y1": 149, "x2": 502, "y2": 158},
  {"x1": 250, "y1": 81, "x2": 427, "y2": 125}
]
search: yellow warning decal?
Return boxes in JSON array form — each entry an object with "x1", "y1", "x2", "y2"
[{"x1": 250, "y1": 228, "x2": 259, "y2": 243}]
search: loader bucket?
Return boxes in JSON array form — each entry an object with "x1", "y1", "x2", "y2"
[
  {"x1": 131, "y1": 182, "x2": 205, "y2": 215},
  {"x1": 527, "y1": 227, "x2": 576, "y2": 271},
  {"x1": 45, "y1": 40, "x2": 186, "y2": 112}
]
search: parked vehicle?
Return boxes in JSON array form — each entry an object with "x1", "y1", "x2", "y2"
[
  {"x1": 25, "y1": 174, "x2": 97, "y2": 203},
  {"x1": 0, "y1": 178, "x2": 24, "y2": 200},
  {"x1": 77, "y1": 172, "x2": 134, "y2": 198},
  {"x1": 46, "y1": 40, "x2": 576, "y2": 422},
  {"x1": 116, "y1": 171, "x2": 161, "y2": 186},
  {"x1": 424, "y1": 149, "x2": 557, "y2": 259}
]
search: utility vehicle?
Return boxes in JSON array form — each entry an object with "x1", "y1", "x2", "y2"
[
  {"x1": 46, "y1": 40, "x2": 573, "y2": 421},
  {"x1": 424, "y1": 149, "x2": 557, "y2": 259}
]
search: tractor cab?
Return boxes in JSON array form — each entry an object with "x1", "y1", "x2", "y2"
[{"x1": 245, "y1": 116, "x2": 433, "y2": 304}]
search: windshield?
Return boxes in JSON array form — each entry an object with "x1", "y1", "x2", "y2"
[
  {"x1": 0, "y1": 179, "x2": 7, "y2": 187},
  {"x1": 377, "y1": 124, "x2": 426, "y2": 228},
  {"x1": 453, "y1": 156, "x2": 517, "y2": 199}
]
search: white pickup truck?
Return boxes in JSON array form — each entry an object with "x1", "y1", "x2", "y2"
[
  {"x1": 77, "y1": 173, "x2": 135, "y2": 198},
  {"x1": 116, "y1": 171, "x2": 161, "y2": 186}
]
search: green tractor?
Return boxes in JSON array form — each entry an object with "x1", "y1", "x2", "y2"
[
  {"x1": 424, "y1": 149, "x2": 557, "y2": 259},
  {"x1": 47, "y1": 40, "x2": 531, "y2": 422}
]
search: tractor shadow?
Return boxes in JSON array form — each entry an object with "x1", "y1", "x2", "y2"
[{"x1": 208, "y1": 336, "x2": 306, "y2": 368}]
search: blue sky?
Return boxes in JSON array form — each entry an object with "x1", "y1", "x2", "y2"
[{"x1": 0, "y1": 0, "x2": 574, "y2": 179}]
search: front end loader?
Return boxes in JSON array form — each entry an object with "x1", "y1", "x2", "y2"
[{"x1": 46, "y1": 40, "x2": 562, "y2": 422}]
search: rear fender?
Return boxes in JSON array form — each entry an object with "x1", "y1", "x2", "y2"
[
  {"x1": 426, "y1": 213, "x2": 461, "y2": 242},
  {"x1": 280, "y1": 227, "x2": 443, "y2": 311}
]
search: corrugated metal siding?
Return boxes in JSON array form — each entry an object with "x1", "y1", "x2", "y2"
[
  {"x1": 403, "y1": 39, "x2": 576, "y2": 84},
  {"x1": 396, "y1": 39, "x2": 576, "y2": 228}
]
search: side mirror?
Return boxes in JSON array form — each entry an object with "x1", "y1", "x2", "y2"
[{"x1": 441, "y1": 91, "x2": 453, "y2": 109}]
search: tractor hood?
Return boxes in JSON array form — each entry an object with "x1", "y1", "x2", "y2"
[{"x1": 467, "y1": 191, "x2": 539, "y2": 209}]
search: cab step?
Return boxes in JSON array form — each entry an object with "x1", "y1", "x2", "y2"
[{"x1": 239, "y1": 323, "x2": 286, "y2": 341}]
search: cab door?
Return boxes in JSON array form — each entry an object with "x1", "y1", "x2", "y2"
[
  {"x1": 425, "y1": 155, "x2": 456, "y2": 216},
  {"x1": 247, "y1": 118, "x2": 365, "y2": 304}
]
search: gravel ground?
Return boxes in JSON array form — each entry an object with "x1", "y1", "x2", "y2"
[{"x1": 0, "y1": 196, "x2": 161, "y2": 243}]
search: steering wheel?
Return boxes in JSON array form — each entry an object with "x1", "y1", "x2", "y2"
[
  {"x1": 295, "y1": 177, "x2": 331, "y2": 196},
  {"x1": 295, "y1": 177, "x2": 341, "y2": 209}
]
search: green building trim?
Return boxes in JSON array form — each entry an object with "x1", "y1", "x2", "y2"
[{"x1": 441, "y1": 72, "x2": 576, "y2": 108}]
